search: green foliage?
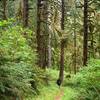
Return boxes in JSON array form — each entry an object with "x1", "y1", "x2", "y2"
[
  {"x1": 0, "y1": 63, "x2": 33, "y2": 99},
  {"x1": 73, "y1": 59, "x2": 100, "y2": 100},
  {"x1": 26, "y1": 69, "x2": 78, "y2": 100},
  {"x1": 0, "y1": 20, "x2": 49, "y2": 99},
  {"x1": 0, "y1": 22, "x2": 35, "y2": 65},
  {"x1": 0, "y1": 63, "x2": 50, "y2": 100},
  {"x1": 0, "y1": 18, "x2": 14, "y2": 28}
]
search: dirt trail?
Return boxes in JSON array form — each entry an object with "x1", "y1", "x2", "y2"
[{"x1": 54, "y1": 89, "x2": 64, "y2": 100}]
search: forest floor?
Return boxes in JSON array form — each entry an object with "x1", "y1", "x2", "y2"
[
  {"x1": 33, "y1": 82, "x2": 78, "y2": 100},
  {"x1": 54, "y1": 88, "x2": 64, "y2": 100},
  {"x1": 26, "y1": 69, "x2": 78, "y2": 100}
]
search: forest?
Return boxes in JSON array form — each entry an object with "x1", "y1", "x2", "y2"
[{"x1": 0, "y1": 0, "x2": 100, "y2": 100}]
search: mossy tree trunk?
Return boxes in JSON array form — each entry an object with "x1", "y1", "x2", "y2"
[
  {"x1": 2, "y1": 0, "x2": 7, "y2": 20},
  {"x1": 37, "y1": 0, "x2": 50, "y2": 69},
  {"x1": 83, "y1": 0, "x2": 88, "y2": 66},
  {"x1": 59, "y1": 0, "x2": 65, "y2": 83},
  {"x1": 22, "y1": 0, "x2": 29, "y2": 27}
]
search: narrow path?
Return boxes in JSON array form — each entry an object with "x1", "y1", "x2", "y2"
[
  {"x1": 54, "y1": 89, "x2": 64, "y2": 100},
  {"x1": 26, "y1": 86, "x2": 78, "y2": 100}
]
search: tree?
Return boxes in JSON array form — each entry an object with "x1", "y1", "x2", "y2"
[
  {"x1": 83, "y1": 0, "x2": 88, "y2": 66},
  {"x1": 2, "y1": 0, "x2": 7, "y2": 20},
  {"x1": 36, "y1": 0, "x2": 49, "y2": 68},
  {"x1": 59, "y1": 0, "x2": 65, "y2": 83},
  {"x1": 73, "y1": 6, "x2": 77, "y2": 74},
  {"x1": 22, "y1": 0, "x2": 29, "y2": 27}
]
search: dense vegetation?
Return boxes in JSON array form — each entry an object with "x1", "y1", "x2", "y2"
[
  {"x1": 0, "y1": 0, "x2": 100, "y2": 100},
  {"x1": 72, "y1": 59, "x2": 100, "y2": 100}
]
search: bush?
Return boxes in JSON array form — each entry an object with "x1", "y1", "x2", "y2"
[
  {"x1": 0, "y1": 20, "x2": 49, "y2": 100},
  {"x1": 73, "y1": 59, "x2": 100, "y2": 100},
  {"x1": 0, "y1": 25, "x2": 35, "y2": 64},
  {"x1": 0, "y1": 63, "x2": 50, "y2": 100},
  {"x1": 0, "y1": 63, "x2": 33, "y2": 99}
]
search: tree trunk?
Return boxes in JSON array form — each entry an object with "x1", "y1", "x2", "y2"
[
  {"x1": 47, "y1": 33, "x2": 52, "y2": 67},
  {"x1": 22, "y1": 0, "x2": 29, "y2": 27},
  {"x1": 37, "y1": 0, "x2": 49, "y2": 69},
  {"x1": 73, "y1": 10, "x2": 77, "y2": 74},
  {"x1": 59, "y1": 0, "x2": 65, "y2": 83},
  {"x1": 59, "y1": 40, "x2": 65, "y2": 82},
  {"x1": 83, "y1": 0, "x2": 88, "y2": 66},
  {"x1": 91, "y1": 32, "x2": 94, "y2": 58},
  {"x1": 3, "y1": 0, "x2": 7, "y2": 20}
]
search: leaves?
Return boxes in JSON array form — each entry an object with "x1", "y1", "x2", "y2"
[{"x1": 73, "y1": 59, "x2": 100, "y2": 100}]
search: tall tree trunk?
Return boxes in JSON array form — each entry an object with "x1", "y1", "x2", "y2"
[
  {"x1": 59, "y1": 0, "x2": 65, "y2": 83},
  {"x1": 73, "y1": 9, "x2": 77, "y2": 74},
  {"x1": 59, "y1": 40, "x2": 65, "y2": 82},
  {"x1": 47, "y1": 33, "x2": 52, "y2": 67},
  {"x1": 91, "y1": 32, "x2": 94, "y2": 58},
  {"x1": 37, "y1": 0, "x2": 41, "y2": 67},
  {"x1": 22, "y1": 0, "x2": 29, "y2": 27},
  {"x1": 3, "y1": 0, "x2": 7, "y2": 20},
  {"x1": 83, "y1": 0, "x2": 88, "y2": 66},
  {"x1": 37, "y1": 0, "x2": 49, "y2": 69},
  {"x1": 44, "y1": 2, "x2": 52, "y2": 68}
]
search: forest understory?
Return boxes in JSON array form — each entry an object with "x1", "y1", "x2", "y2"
[{"x1": 0, "y1": 0, "x2": 100, "y2": 100}]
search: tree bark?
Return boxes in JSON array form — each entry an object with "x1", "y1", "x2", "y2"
[
  {"x1": 59, "y1": 0, "x2": 65, "y2": 83},
  {"x1": 59, "y1": 40, "x2": 65, "y2": 82},
  {"x1": 2, "y1": 0, "x2": 7, "y2": 20},
  {"x1": 91, "y1": 32, "x2": 94, "y2": 58},
  {"x1": 37, "y1": 0, "x2": 49, "y2": 69},
  {"x1": 73, "y1": 10, "x2": 77, "y2": 74},
  {"x1": 47, "y1": 33, "x2": 52, "y2": 67},
  {"x1": 22, "y1": 0, "x2": 29, "y2": 27},
  {"x1": 83, "y1": 0, "x2": 88, "y2": 66}
]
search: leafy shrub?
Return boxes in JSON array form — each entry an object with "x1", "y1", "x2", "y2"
[
  {"x1": 0, "y1": 20, "x2": 49, "y2": 99},
  {"x1": 73, "y1": 59, "x2": 100, "y2": 100},
  {"x1": 0, "y1": 63, "x2": 50, "y2": 100},
  {"x1": 0, "y1": 63, "x2": 33, "y2": 99},
  {"x1": 0, "y1": 25, "x2": 35, "y2": 64}
]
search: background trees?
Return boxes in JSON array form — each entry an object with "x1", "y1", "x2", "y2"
[
  {"x1": 0, "y1": 0, "x2": 99, "y2": 81},
  {"x1": 0, "y1": 0, "x2": 100, "y2": 100}
]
